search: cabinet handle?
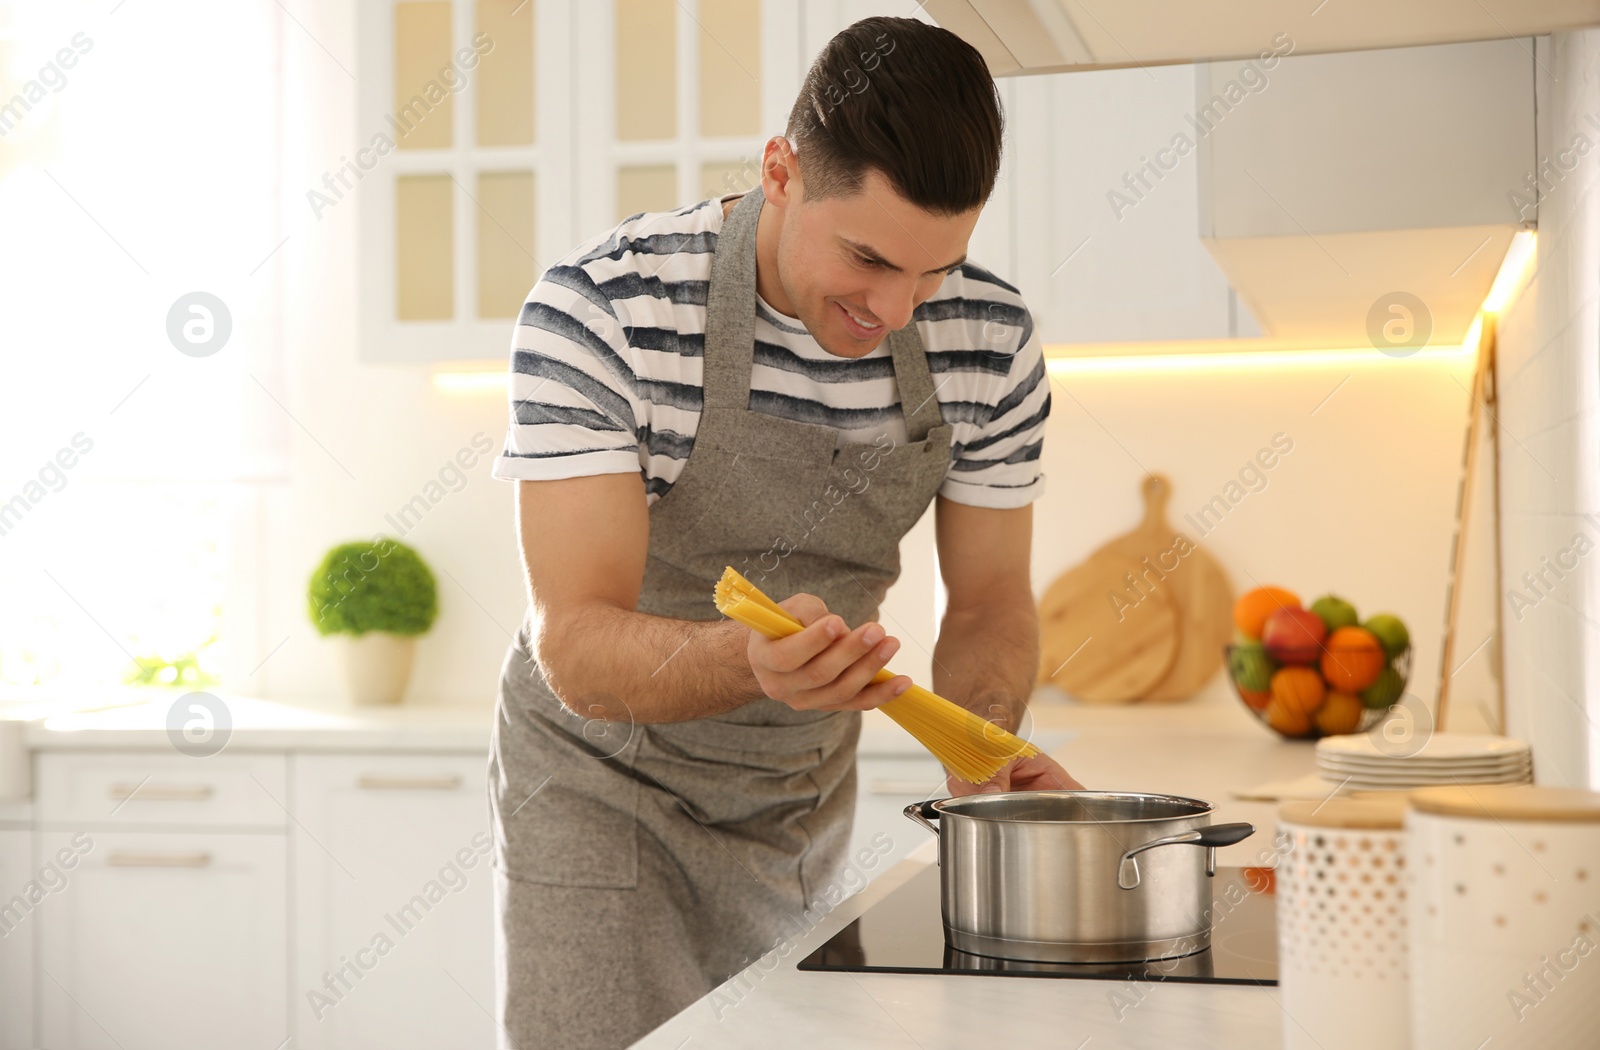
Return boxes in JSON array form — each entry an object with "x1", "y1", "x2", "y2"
[
  {"x1": 356, "y1": 775, "x2": 462, "y2": 791},
  {"x1": 107, "y1": 851, "x2": 212, "y2": 868},
  {"x1": 107, "y1": 783, "x2": 215, "y2": 802}
]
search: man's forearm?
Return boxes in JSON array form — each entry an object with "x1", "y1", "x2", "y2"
[
  {"x1": 930, "y1": 597, "x2": 1040, "y2": 734},
  {"x1": 532, "y1": 602, "x2": 761, "y2": 725}
]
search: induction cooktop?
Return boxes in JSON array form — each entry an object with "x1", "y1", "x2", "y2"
[{"x1": 798, "y1": 866, "x2": 1278, "y2": 985}]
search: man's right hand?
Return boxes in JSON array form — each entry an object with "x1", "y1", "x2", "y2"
[{"x1": 747, "y1": 593, "x2": 913, "y2": 712}]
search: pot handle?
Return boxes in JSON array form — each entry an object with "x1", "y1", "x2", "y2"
[
  {"x1": 1116, "y1": 822, "x2": 1255, "y2": 890},
  {"x1": 903, "y1": 799, "x2": 942, "y2": 836}
]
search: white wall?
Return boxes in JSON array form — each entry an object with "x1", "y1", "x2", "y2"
[
  {"x1": 1491, "y1": 32, "x2": 1600, "y2": 790},
  {"x1": 1028, "y1": 351, "x2": 1477, "y2": 717},
  {"x1": 256, "y1": 0, "x2": 526, "y2": 706}
]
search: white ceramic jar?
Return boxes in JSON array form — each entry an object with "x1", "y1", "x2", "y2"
[
  {"x1": 1407, "y1": 785, "x2": 1600, "y2": 1049},
  {"x1": 1275, "y1": 796, "x2": 1411, "y2": 1050}
]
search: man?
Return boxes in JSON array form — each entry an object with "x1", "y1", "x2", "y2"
[{"x1": 488, "y1": 15, "x2": 1081, "y2": 1048}]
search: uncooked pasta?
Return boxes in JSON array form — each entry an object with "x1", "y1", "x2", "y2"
[{"x1": 713, "y1": 567, "x2": 1039, "y2": 783}]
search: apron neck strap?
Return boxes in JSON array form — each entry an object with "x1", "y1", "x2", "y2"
[
  {"x1": 703, "y1": 189, "x2": 763, "y2": 411},
  {"x1": 703, "y1": 187, "x2": 947, "y2": 441}
]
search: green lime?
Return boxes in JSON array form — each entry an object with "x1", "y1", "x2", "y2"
[
  {"x1": 1229, "y1": 640, "x2": 1276, "y2": 692},
  {"x1": 1309, "y1": 594, "x2": 1359, "y2": 632},
  {"x1": 1360, "y1": 666, "x2": 1405, "y2": 709},
  {"x1": 1363, "y1": 614, "x2": 1411, "y2": 658}
]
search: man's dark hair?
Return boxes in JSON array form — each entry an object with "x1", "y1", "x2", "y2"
[{"x1": 784, "y1": 16, "x2": 1003, "y2": 216}]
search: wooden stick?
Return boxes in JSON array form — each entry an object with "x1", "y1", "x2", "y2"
[{"x1": 1435, "y1": 317, "x2": 1495, "y2": 730}]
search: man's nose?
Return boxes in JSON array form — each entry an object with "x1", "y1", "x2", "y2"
[{"x1": 865, "y1": 278, "x2": 918, "y2": 331}]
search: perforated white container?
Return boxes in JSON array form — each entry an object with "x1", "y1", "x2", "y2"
[
  {"x1": 1276, "y1": 796, "x2": 1410, "y2": 1050},
  {"x1": 1407, "y1": 785, "x2": 1600, "y2": 1050}
]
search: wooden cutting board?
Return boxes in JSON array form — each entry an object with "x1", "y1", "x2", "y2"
[
  {"x1": 1038, "y1": 549, "x2": 1181, "y2": 704},
  {"x1": 1096, "y1": 474, "x2": 1235, "y2": 702}
]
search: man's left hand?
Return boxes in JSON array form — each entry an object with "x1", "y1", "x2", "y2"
[{"x1": 945, "y1": 751, "x2": 1083, "y2": 796}]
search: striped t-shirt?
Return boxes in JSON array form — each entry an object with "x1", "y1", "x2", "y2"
[{"x1": 490, "y1": 194, "x2": 1050, "y2": 509}]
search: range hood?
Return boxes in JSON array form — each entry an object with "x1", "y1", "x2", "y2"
[
  {"x1": 1192, "y1": 38, "x2": 1533, "y2": 345},
  {"x1": 924, "y1": 0, "x2": 1599, "y2": 75},
  {"x1": 928, "y1": 7, "x2": 1547, "y2": 345}
]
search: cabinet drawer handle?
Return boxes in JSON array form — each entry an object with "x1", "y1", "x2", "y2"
[
  {"x1": 356, "y1": 775, "x2": 462, "y2": 791},
  {"x1": 107, "y1": 851, "x2": 212, "y2": 868},
  {"x1": 107, "y1": 783, "x2": 215, "y2": 802}
]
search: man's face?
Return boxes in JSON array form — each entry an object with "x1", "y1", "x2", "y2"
[{"x1": 774, "y1": 167, "x2": 982, "y2": 359}]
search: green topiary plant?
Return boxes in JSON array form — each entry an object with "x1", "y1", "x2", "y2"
[{"x1": 308, "y1": 538, "x2": 438, "y2": 637}]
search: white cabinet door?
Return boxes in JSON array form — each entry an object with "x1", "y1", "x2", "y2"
[
  {"x1": 34, "y1": 830, "x2": 288, "y2": 1050},
  {"x1": 291, "y1": 753, "x2": 493, "y2": 1050},
  {"x1": 0, "y1": 827, "x2": 33, "y2": 1050}
]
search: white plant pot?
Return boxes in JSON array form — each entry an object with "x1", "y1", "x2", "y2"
[{"x1": 336, "y1": 631, "x2": 416, "y2": 705}]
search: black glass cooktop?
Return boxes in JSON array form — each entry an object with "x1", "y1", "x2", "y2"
[{"x1": 799, "y1": 866, "x2": 1278, "y2": 985}]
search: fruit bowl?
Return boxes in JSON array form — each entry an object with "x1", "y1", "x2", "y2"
[
  {"x1": 1228, "y1": 587, "x2": 1413, "y2": 740},
  {"x1": 1225, "y1": 643, "x2": 1409, "y2": 741}
]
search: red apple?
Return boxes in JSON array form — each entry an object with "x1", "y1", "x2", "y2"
[{"x1": 1261, "y1": 607, "x2": 1327, "y2": 666}]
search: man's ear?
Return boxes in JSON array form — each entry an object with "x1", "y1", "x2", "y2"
[{"x1": 760, "y1": 136, "x2": 801, "y2": 208}]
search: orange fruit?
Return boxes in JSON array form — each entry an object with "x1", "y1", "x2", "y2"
[
  {"x1": 1234, "y1": 586, "x2": 1302, "y2": 639},
  {"x1": 1265, "y1": 694, "x2": 1312, "y2": 736},
  {"x1": 1270, "y1": 665, "x2": 1326, "y2": 716},
  {"x1": 1239, "y1": 687, "x2": 1273, "y2": 711},
  {"x1": 1320, "y1": 626, "x2": 1386, "y2": 693},
  {"x1": 1315, "y1": 691, "x2": 1365, "y2": 735}
]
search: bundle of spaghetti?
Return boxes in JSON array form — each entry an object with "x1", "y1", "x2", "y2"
[{"x1": 713, "y1": 566, "x2": 1038, "y2": 783}]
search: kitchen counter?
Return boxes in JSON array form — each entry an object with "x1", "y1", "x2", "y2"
[
  {"x1": 6, "y1": 688, "x2": 1058, "y2": 755},
  {"x1": 634, "y1": 681, "x2": 1318, "y2": 1049},
  {"x1": 16, "y1": 693, "x2": 494, "y2": 753}
]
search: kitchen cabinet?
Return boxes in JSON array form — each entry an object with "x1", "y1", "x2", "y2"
[
  {"x1": 16, "y1": 702, "x2": 1046, "y2": 1048},
  {"x1": 34, "y1": 750, "x2": 288, "y2": 830},
  {"x1": 357, "y1": 0, "x2": 803, "y2": 362},
  {"x1": 290, "y1": 753, "x2": 494, "y2": 1050},
  {"x1": 30, "y1": 751, "x2": 290, "y2": 1050},
  {"x1": 924, "y1": 0, "x2": 1583, "y2": 74},
  {"x1": 1196, "y1": 39, "x2": 1532, "y2": 344},
  {"x1": 0, "y1": 826, "x2": 33, "y2": 1050},
  {"x1": 22, "y1": 744, "x2": 492, "y2": 1050},
  {"x1": 1005, "y1": 65, "x2": 1250, "y2": 344},
  {"x1": 33, "y1": 829, "x2": 288, "y2": 1050}
]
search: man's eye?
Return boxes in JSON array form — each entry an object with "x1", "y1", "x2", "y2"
[{"x1": 853, "y1": 254, "x2": 879, "y2": 268}]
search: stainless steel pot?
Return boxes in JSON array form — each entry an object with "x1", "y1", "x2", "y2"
[{"x1": 904, "y1": 790, "x2": 1254, "y2": 964}]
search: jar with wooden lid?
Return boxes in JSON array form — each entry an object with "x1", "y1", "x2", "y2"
[
  {"x1": 1407, "y1": 785, "x2": 1600, "y2": 1050},
  {"x1": 1276, "y1": 795, "x2": 1410, "y2": 1050}
]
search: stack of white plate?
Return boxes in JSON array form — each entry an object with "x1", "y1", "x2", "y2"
[{"x1": 1315, "y1": 732, "x2": 1532, "y2": 790}]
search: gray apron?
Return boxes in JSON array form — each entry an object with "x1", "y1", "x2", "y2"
[{"x1": 490, "y1": 186, "x2": 954, "y2": 1049}]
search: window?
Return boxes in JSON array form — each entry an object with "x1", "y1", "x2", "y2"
[{"x1": 0, "y1": 0, "x2": 286, "y2": 696}]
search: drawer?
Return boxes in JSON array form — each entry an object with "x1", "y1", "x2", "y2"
[
  {"x1": 36, "y1": 751, "x2": 288, "y2": 830},
  {"x1": 292, "y1": 752, "x2": 487, "y2": 796}
]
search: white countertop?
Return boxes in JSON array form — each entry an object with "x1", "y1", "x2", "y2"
[
  {"x1": 5, "y1": 688, "x2": 1086, "y2": 757},
  {"x1": 11, "y1": 693, "x2": 494, "y2": 753},
  {"x1": 634, "y1": 681, "x2": 1316, "y2": 1049}
]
